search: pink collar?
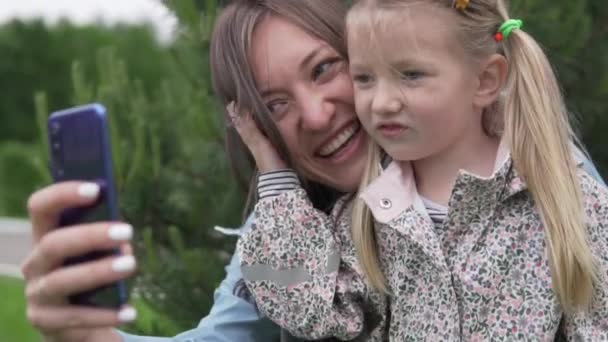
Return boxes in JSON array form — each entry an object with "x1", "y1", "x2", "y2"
[{"x1": 359, "y1": 140, "x2": 585, "y2": 224}]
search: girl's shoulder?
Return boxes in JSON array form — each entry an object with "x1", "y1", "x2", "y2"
[{"x1": 578, "y1": 170, "x2": 608, "y2": 202}]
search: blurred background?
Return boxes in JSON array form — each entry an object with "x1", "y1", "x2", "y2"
[{"x1": 0, "y1": 0, "x2": 606, "y2": 340}]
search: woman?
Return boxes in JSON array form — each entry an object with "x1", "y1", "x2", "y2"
[{"x1": 21, "y1": 0, "x2": 605, "y2": 341}]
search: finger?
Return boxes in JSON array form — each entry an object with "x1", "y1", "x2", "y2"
[
  {"x1": 226, "y1": 102, "x2": 288, "y2": 172},
  {"x1": 121, "y1": 243, "x2": 133, "y2": 256},
  {"x1": 27, "y1": 182, "x2": 101, "y2": 243},
  {"x1": 21, "y1": 223, "x2": 133, "y2": 281},
  {"x1": 27, "y1": 304, "x2": 137, "y2": 331},
  {"x1": 227, "y1": 103, "x2": 262, "y2": 145},
  {"x1": 225, "y1": 102, "x2": 241, "y2": 128},
  {"x1": 25, "y1": 254, "x2": 136, "y2": 304},
  {"x1": 226, "y1": 101, "x2": 236, "y2": 121},
  {"x1": 236, "y1": 114, "x2": 262, "y2": 145}
]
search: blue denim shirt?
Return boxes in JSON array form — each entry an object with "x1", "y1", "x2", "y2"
[
  {"x1": 118, "y1": 217, "x2": 280, "y2": 342},
  {"x1": 118, "y1": 155, "x2": 603, "y2": 342},
  {"x1": 579, "y1": 149, "x2": 606, "y2": 186}
]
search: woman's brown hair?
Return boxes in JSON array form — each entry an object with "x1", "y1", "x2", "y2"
[{"x1": 210, "y1": 0, "x2": 350, "y2": 216}]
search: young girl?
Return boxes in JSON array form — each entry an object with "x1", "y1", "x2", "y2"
[{"x1": 235, "y1": 0, "x2": 608, "y2": 340}]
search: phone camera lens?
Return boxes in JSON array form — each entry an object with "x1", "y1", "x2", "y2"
[{"x1": 50, "y1": 122, "x2": 61, "y2": 135}]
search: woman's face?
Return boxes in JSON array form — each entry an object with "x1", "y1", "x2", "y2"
[{"x1": 249, "y1": 15, "x2": 368, "y2": 192}]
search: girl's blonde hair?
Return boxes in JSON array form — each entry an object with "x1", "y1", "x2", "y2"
[{"x1": 349, "y1": 0, "x2": 595, "y2": 312}]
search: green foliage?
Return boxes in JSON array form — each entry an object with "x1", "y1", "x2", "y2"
[
  {"x1": 509, "y1": 0, "x2": 608, "y2": 175},
  {"x1": 127, "y1": 297, "x2": 183, "y2": 337},
  {"x1": 0, "y1": 276, "x2": 40, "y2": 342},
  {"x1": 0, "y1": 91, "x2": 49, "y2": 217},
  {"x1": 0, "y1": 141, "x2": 47, "y2": 216},
  {"x1": 0, "y1": 19, "x2": 173, "y2": 217},
  {"x1": 0, "y1": 18, "x2": 171, "y2": 143}
]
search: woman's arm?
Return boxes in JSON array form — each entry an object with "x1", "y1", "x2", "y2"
[
  {"x1": 575, "y1": 147, "x2": 605, "y2": 186},
  {"x1": 581, "y1": 159, "x2": 605, "y2": 186},
  {"x1": 117, "y1": 219, "x2": 280, "y2": 342}
]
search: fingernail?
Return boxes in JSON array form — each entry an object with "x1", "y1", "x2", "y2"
[
  {"x1": 118, "y1": 306, "x2": 137, "y2": 322},
  {"x1": 112, "y1": 255, "x2": 136, "y2": 273},
  {"x1": 108, "y1": 224, "x2": 133, "y2": 241},
  {"x1": 77, "y1": 183, "x2": 100, "y2": 199}
]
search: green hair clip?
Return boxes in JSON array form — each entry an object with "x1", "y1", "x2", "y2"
[{"x1": 495, "y1": 19, "x2": 523, "y2": 41}]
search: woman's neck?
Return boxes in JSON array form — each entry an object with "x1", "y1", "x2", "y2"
[{"x1": 413, "y1": 130, "x2": 500, "y2": 206}]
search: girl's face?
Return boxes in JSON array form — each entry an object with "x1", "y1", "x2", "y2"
[
  {"x1": 249, "y1": 15, "x2": 368, "y2": 192},
  {"x1": 348, "y1": 4, "x2": 487, "y2": 163}
]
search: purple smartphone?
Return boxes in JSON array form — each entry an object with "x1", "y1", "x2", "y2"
[{"x1": 48, "y1": 103, "x2": 128, "y2": 308}]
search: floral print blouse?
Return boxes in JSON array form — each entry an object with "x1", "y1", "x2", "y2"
[{"x1": 238, "y1": 151, "x2": 608, "y2": 341}]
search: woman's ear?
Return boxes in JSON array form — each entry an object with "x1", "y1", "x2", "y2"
[{"x1": 473, "y1": 53, "x2": 508, "y2": 108}]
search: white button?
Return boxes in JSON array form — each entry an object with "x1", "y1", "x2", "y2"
[{"x1": 380, "y1": 198, "x2": 392, "y2": 209}]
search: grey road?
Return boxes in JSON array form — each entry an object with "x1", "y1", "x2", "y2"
[{"x1": 0, "y1": 218, "x2": 31, "y2": 278}]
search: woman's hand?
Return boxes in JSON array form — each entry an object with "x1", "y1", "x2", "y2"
[
  {"x1": 21, "y1": 182, "x2": 136, "y2": 342},
  {"x1": 228, "y1": 102, "x2": 288, "y2": 172}
]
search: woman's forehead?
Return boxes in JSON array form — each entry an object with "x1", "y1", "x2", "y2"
[
  {"x1": 251, "y1": 16, "x2": 330, "y2": 60},
  {"x1": 249, "y1": 16, "x2": 334, "y2": 90}
]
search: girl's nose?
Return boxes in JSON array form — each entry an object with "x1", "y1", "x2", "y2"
[{"x1": 371, "y1": 82, "x2": 404, "y2": 116}]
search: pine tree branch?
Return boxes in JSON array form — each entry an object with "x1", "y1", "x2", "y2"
[{"x1": 169, "y1": 46, "x2": 205, "y2": 89}]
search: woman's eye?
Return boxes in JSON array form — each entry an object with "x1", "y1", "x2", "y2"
[
  {"x1": 266, "y1": 100, "x2": 289, "y2": 119},
  {"x1": 312, "y1": 58, "x2": 342, "y2": 81},
  {"x1": 401, "y1": 70, "x2": 424, "y2": 81}
]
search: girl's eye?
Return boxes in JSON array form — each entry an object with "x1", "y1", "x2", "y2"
[
  {"x1": 266, "y1": 100, "x2": 289, "y2": 120},
  {"x1": 401, "y1": 70, "x2": 425, "y2": 81},
  {"x1": 312, "y1": 58, "x2": 343, "y2": 82},
  {"x1": 352, "y1": 73, "x2": 373, "y2": 85}
]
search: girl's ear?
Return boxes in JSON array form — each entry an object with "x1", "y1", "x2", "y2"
[{"x1": 473, "y1": 53, "x2": 508, "y2": 109}]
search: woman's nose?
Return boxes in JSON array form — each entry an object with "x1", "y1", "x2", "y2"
[{"x1": 300, "y1": 96, "x2": 336, "y2": 131}]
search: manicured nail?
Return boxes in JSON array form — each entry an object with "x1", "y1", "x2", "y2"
[
  {"x1": 118, "y1": 306, "x2": 137, "y2": 322},
  {"x1": 108, "y1": 224, "x2": 133, "y2": 241},
  {"x1": 112, "y1": 255, "x2": 136, "y2": 273},
  {"x1": 77, "y1": 183, "x2": 100, "y2": 199}
]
